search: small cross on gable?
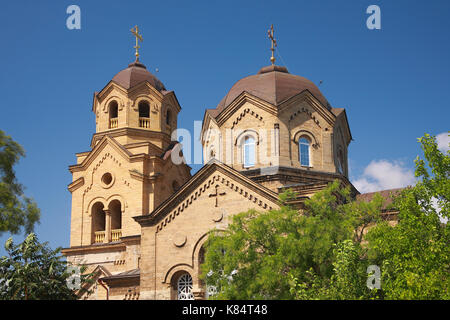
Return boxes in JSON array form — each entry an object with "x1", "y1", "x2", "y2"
[{"x1": 208, "y1": 185, "x2": 226, "y2": 207}]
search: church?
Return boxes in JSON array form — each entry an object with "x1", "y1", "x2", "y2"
[{"x1": 62, "y1": 26, "x2": 396, "y2": 300}]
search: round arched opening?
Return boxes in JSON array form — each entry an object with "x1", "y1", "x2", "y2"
[
  {"x1": 109, "y1": 199, "x2": 122, "y2": 231},
  {"x1": 92, "y1": 202, "x2": 106, "y2": 243}
]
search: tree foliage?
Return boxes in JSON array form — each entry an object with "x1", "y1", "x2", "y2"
[
  {"x1": 201, "y1": 180, "x2": 382, "y2": 299},
  {"x1": 201, "y1": 134, "x2": 449, "y2": 300},
  {"x1": 0, "y1": 130, "x2": 40, "y2": 235},
  {"x1": 0, "y1": 233, "x2": 92, "y2": 300},
  {"x1": 365, "y1": 133, "x2": 449, "y2": 299}
]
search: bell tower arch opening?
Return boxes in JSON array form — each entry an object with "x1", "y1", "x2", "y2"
[
  {"x1": 92, "y1": 202, "x2": 106, "y2": 244},
  {"x1": 108, "y1": 101, "x2": 119, "y2": 129},
  {"x1": 138, "y1": 101, "x2": 150, "y2": 128},
  {"x1": 109, "y1": 199, "x2": 122, "y2": 242}
]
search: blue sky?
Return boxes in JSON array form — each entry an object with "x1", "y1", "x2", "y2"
[{"x1": 0, "y1": 0, "x2": 449, "y2": 253}]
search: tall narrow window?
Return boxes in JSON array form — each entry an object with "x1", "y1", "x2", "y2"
[
  {"x1": 243, "y1": 136, "x2": 255, "y2": 168},
  {"x1": 299, "y1": 137, "x2": 310, "y2": 167}
]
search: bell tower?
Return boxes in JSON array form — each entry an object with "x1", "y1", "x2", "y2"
[{"x1": 65, "y1": 27, "x2": 191, "y2": 253}]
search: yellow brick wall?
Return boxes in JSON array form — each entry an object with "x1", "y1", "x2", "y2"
[{"x1": 139, "y1": 169, "x2": 280, "y2": 299}]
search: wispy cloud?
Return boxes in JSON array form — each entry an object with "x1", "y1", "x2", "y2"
[
  {"x1": 352, "y1": 160, "x2": 416, "y2": 193},
  {"x1": 436, "y1": 132, "x2": 449, "y2": 152}
]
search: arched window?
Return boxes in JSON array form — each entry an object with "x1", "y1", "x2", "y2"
[
  {"x1": 138, "y1": 101, "x2": 150, "y2": 118},
  {"x1": 138, "y1": 101, "x2": 150, "y2": 128},
  {"x1": 243, "y1": 136, "x2": 255, "y2": 168},
  {"x1": 109, "y1": 101, "x2": 118, "y2": 129},
  {"x1": 299, "y1": 137, "x2": 310, "y2": 167},
  {"x1": 177, "y1": 273, "x2": 194, "y2": 300}
]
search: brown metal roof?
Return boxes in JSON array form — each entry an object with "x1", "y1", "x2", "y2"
[
  {"x1": 215, "y1": 65, "x2": 330, "y2": 114},
  {"x1": 111, "y1": 61, "x2": 166, "y2": 92},
  {"x1": 101, "y1": 268, "x2": 140, "y2": 281},
  {"x1": 356, "y1": 188, "x2": 404, "y2": 210}
]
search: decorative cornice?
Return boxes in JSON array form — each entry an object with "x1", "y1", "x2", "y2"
[
  {"x1": 279, "y1": 91, "x2": 336, "y2": 128},
  {"x1": 216, "y1": 92, "x2": 278, "y2": 126},
  {"x1": 61, "y1": 242, "x2": 126, "y2": 256},
  {"x1": 289, "y1": 106, "x2": 322, "y2": 128},
  {"x1": 69, "y1": 136, "x2": 130, "y2": 173},
  {"x1": 129, "y1": 170, "x2": 161, "y2": 182},
  {"x1": 231, "y1": 107, "x2": 264, "y2": 129},
  {"x1": 90, "y1": 127, "x2": 172, "y2": 149},
  {"x1": 68, "y1": 177, "x2": 85, "y2": 193}
]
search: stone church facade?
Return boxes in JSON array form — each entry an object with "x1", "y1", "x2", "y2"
[{"x1": 62, "y1": 50, "x2": 393, "y2": 299}]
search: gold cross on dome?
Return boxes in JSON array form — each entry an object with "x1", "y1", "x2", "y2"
[
  {"x1": 267, "y1": 24, "x2": 277, "y2": 65},
  {"x1": 130, "y1": 25, "x2": 143, "y2": 61},
  {"x1": 209, "y1": 185, "x2": 226, "y2": 207}
]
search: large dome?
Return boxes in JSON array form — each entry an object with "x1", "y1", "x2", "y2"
[
  {"x1": 111, "y1": 61, "x2": 166, "y2": 92},
  {"x1": 216, "y1": 65, "x2": 330, "y2": 113}
]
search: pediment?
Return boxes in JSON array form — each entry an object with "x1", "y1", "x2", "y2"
[
  {"x1": 127, "y1": 81, "x2": 165, "y2": 102},
  {"x1": 215, "y1": 91, "x2": 278, "y2": 126},
  {"x1": 134, "y1": 161, "x2": 280, "y2": 232},
  {"x1": 69, "y1": 135, "x2": 132, "y2": 173},
  {"x1": 278, "y1": 90, "x2": 337, "y2": 128}
]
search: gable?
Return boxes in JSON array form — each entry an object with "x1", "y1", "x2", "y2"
[
  {"x1": 134, "y1": 161, "x2": 280, "y2": 231},
  {"x1": 278, "y1": 90, "x2": 337, "y2": 129},
  {"x1": 214, "y1": 92, "x2": 278, "y2": 127},
  {"x1": 69, "y1": 136, "x2": 132, "y2": 173},
  {"x1": 134, "y1": 161, "x2": 281, "y2": 283}
]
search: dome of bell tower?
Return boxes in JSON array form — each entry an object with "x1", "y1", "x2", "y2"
[{"x1": 111, "y1": 61, "x2": 166, "y2": 92}]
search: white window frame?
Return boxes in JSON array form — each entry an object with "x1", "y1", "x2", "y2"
[
  {"x1": 299, "y1": 137, "x2": 311, "y2": 167},
  {"x1": 242, "y1": 136, "x2": 256, "y2": 168}
]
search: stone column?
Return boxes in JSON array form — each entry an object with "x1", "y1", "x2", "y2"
[{"x1": 104, "y1": 209, "x2": 111, "y2": 243}]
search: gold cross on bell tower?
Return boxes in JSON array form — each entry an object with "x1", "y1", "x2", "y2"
[
  {"x1": 130, "y1": 25, "x2": 143, "y2": 62},
  {"x1": 267, "y1": 24, "x2": 277, "y2": 65}
]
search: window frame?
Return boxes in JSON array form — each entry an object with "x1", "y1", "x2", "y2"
[
  {"x1": 242, "y1": 135, "x2": 256, "y2": 168},
  {"x1": 298, "y1": 137, "x2": 311, "y2": 167},
  {"x1": 177, "y1": 273, "x2": 194, "y2": 300}
]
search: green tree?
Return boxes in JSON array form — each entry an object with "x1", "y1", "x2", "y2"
[
  {"x1": 201, "y1": 181, "x2": 382, "y2": 300},
  {"x1": 0, "y1": 233, "x2": 92, "y2": 300},
  {"x1": 366, "y1": 133, "x2": 449, "y2": 299},
  {"x1": 201, "y1": 134, "x2": 448, "y2": 300},
  {"x1": 0, "y1": 130, "x2": 40, "y2": 235}
]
